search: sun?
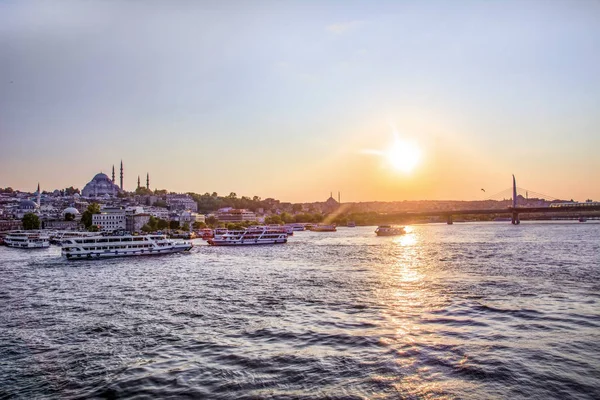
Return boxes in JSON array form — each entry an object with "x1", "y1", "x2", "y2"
[{"x1": 387, "y1": 138, "x2": 421, "y2": 173}]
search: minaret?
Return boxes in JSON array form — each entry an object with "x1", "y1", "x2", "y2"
[
  {"x1": 37, "y1": 183, "x2": 41, "y2": 207},
  {"x1": 137, "y1": 175, "x2": 141, "y2": 190},
  {"x1": 146, "y1": 173, "x2": 149, "y2": 190},
  {"x1": 120, "y1": 160, "x2": 124, "y2": 191},
  {"x1": 338, "y1": 191, "x2": 340, "y2": 203},
  {"x1": 112, "y1": 165, "x2": 115, "y2": 183}
]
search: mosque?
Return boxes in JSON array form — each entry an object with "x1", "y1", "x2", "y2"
[{"x1": 81, "y1": 161, "x2": 151, "y2": 197}]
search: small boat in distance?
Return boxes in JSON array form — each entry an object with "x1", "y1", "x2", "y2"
[
  {"x1": 309, "y1": 224, "x2": 337, "y2": 232},
  {"x1": 208, "y1": 227, "x2": 287, "y2": 246},
  {"x1": 375, "y1": 225, "x2": 406, "y2": 236},
  {"x1": 347, "y1": 221, "x2": 356, "y2": 227},
  {"x1": 4, "y1": 231, "x2": 51, "y2": 249},
  {"x1": 61, "y1": 234, "x2": 193, "y2": 260}
]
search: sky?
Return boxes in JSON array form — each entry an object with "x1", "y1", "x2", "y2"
[{"x1": 1, "y1": 0, "x2": 599, "y2": 202}]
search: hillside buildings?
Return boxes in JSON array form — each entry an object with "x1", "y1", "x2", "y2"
[{"x1": 216, "y1": 208, "x2": 257, "y2": 222}]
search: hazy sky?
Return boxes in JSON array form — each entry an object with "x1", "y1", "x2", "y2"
[{"x1": 1, "y1": 0, "x2": 599, "y2": 202}]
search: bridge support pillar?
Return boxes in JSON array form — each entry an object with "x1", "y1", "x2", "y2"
[
  {"x1": 511, "y1": 212, "x2": 520, "y2": 225},
  {"x1": 447, "y1": 215, "x2": 453, "y2": 225}
]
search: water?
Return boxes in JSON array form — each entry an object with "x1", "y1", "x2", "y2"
[{"x1": 1, "y1": 222, "x2": 599, "y2": 399}]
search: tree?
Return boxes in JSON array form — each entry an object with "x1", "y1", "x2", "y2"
[
  {"x1": 193, "y1": 221, "x2": 207, "y2": 229},
  {"x1": 265, "y1": 215, "x2": 282, "y2": 225},
  {"x1": 141, "y1": 224, "x2": 152, "y2": 233},
  {"x1": 154, "y1": 200, "x2": 168, "y2": 208},
  {"x1": 148, "y1": 216, "x2": 158, "y2": 231},
  {"x1": 157, "y1": 218, "x2": 169, "y2": 230},
  {"x1": 81, "y1": 203, "x2": 101, "y2": 228},
  {"x1": 206, "y1": 216, "x2": 218, "y2": 226},
  {"x1": 22, "y1": 213, "x2": 40, "y2": 230},
  {"x1": 65, "y1": 213, "x2": 75, "y2": 221},
  {"x1": 280, "y1": 212, "x2": 295, "y2": 223},
  {"x1": 64, "y1": 187, "x2": 80, "y2": 196},
  {"x1": 135, "y1": 187, "x2": 153, "y2": 196},
  {"x1": 169, "y1": 221, "x2": 180, "y2": 230},
  {"x1": 88, "y1": 225, "x2": 99, "y2": 232},
  {"x1": 182, "y1": 222, "x2": 190, "y2": 231}
]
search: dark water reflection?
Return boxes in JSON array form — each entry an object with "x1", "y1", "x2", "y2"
[{"x1": 1, "y1": 222, "x2": 599, "y2": 399}]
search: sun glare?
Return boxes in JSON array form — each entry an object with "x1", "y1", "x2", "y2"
[{"x1": 387, "y1": 138, "x2": 421, "y2": 173}]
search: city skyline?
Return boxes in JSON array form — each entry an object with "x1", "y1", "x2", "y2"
[{"x1": 1, "y1": 1, "x2": 599, "y2": 202}]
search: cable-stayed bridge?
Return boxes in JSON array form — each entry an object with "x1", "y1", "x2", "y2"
[{"x1": 395, "y1": 175, "x2": 600, "y2": 224}]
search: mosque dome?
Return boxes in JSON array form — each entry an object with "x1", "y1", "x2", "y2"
[
  {"x1": 82, "y1": 171, "x2": 121, "y2": 197},
  {"x1": 19, "y1": 200, "x2": 38, "y2": 210},
  {"x1": 62, "y1": 207, "x2": 80, "y2": 216},
  {"x1": 93, "y1": 173, "x2": 111, "y2": 182}
]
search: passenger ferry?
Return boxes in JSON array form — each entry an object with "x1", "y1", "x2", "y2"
[
  {"x1": 50, "y1": 231, "x2": 98, "y2": 246},
  {"x1": 208, "y1": 227, "x2": 287, "y2": 246},
  {"x1": 61, "y1": 234, "x2": 193, "y2": 260},
  {"x1": 285, "y1": 223, "x2": 306, "y2": 231},
  {"x1": 375, "y1": 225, "x2": 406, "y2": 236},
  {"x1": 266, "y1": 225, "x2": 294, "y2": 235},
  {"x1": 4, "y1": 231, "x2": 51, "y2": 249}
]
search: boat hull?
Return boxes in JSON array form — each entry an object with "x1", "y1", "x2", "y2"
[
  {"x1": 63, "y1": 244, "x2": 192, "y2": 260},
  {"x1": 5, "y1": 242, "x2": 50, "y2": 249},
  {"x1": 208, "y1": 239, "x2": 287, "y2": 246}
]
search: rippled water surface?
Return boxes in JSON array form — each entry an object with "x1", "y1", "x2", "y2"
[{"x1": 1, "y1": 222, "x2": 599, "y2": 399}]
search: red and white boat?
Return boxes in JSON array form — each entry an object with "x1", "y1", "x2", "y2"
[{"x1": 208, "y1": 227, "x2": 287, "y2": 246}]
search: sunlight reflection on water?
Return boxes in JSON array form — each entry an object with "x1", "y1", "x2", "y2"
[{"x1": 1, "y1": 223, "x2": 599, "y2": 399}]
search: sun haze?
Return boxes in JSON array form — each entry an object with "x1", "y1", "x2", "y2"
[
  {"x1": 387, "y1": 137, "x2": 422, "y2": 174},
  {"x1": 1, "y1": 1, "x2": 599, "y2": 202}
]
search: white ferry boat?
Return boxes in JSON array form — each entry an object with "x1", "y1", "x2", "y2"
[
  {"x1": 375, "y1": 225, "x2": 406, "y2": 236},
  {"x1": 61, "y1": 234, "x2": 193, "y2": 260},
  {"x1": 50, "y1": 231, "x2": 98, "y2": 246},
  {"x1": 265, "y1": 225, "x2": 294, "y2": 235},
  {"x1": 285, "y1": 223, "x2": 306, "y2": 231},
  {"x1": 208, "y1": 227, "x2": 287, "y2": 246},
  {"x1": 4, "y1": 231, "x2": 51, "y2": 249}
]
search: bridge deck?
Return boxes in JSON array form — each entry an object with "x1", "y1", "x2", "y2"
[{"x1": 398, "y1": 205, "x2": 600, "y2": 217}]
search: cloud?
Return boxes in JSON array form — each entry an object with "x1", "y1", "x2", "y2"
[{"x1": 326, "y1": 20, "x2": 364, "y2": 35}]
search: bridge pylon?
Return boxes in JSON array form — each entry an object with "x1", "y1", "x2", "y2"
[
  {"x1": 511, "y1": 174, "x2": 520, "y2": 224},
  {"x1": 511, "y1": 211, "x2": 520, "y2": 225}
]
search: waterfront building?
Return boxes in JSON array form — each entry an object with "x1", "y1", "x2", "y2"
[
  {"x1": 126, "y1": 213, "x2": 151, "y2": 233},
  {"x1": 216, "y1": 208, "x2": 257, "y2": 222},
  {"x1": 167, "y1": 194, "x2": 198, "y2": 212},
  {"x1": 0, "y1": 220, "x2": 23, "y2": 232},
  {"x1": 43, "y1": 220, "x2": 80, "y2": 230},
  {"x1": 145, "y1": 207, "x2": 170, "y2": 220},
  {"x1": 82, "y1": 173, "x2": 122, "y2": 198},
  {"x1": 179, "y1": 211, "x2": 205, "y2": 226},
  {"x1": 92, "y1": 207, "x2": 126, "y2": 232}
]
